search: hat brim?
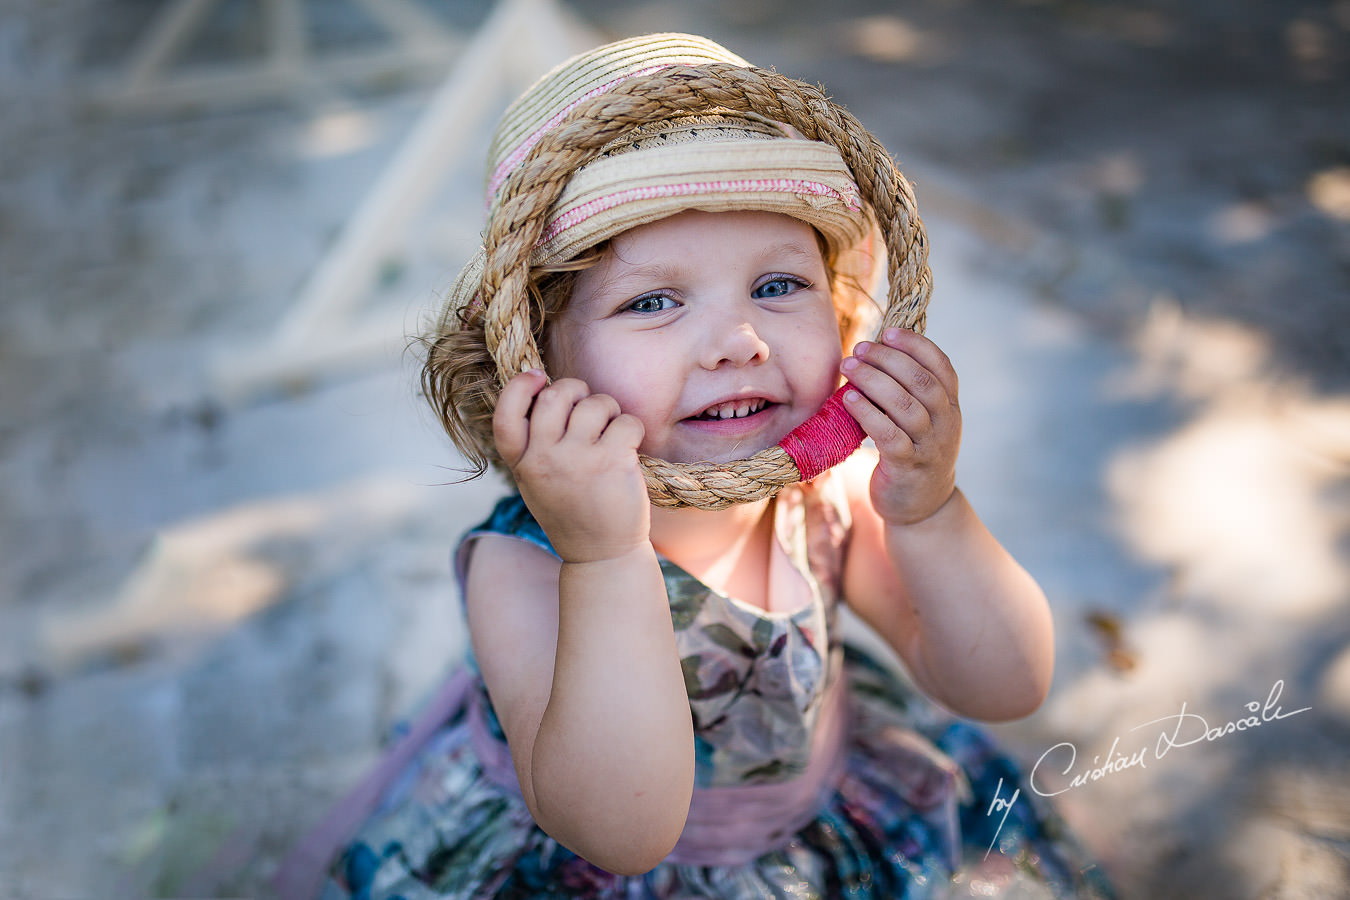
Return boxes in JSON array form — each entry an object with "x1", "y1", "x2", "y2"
[
  {"x1": 450, "y1": 137, "x2": 879, "y2": 317},
  {"x1": 533, "y1": 138, "x2": 870, "y2": 266}
]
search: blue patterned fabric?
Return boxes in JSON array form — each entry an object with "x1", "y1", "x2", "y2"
[{"x1": 322, "y1": 478, "x2": 1115, "y2": 899}]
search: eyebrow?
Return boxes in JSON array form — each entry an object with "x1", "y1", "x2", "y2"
[
  {"x1": 603, "y1": 261, "x2": 687, "y2": 288},
  {"x1": 578, "y1": 261, "x2": 685, "y2": 308},
  {"x1": 755, "y1": 240, "x2": 824, "y2": 269}
]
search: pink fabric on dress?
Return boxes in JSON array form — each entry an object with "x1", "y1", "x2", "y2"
[
  {"x1": 667, "y1": 680, "x2": 850, "y2": 865},
  {"x1": 463, "y1": 675, "x2": 852, "y2": 867}
]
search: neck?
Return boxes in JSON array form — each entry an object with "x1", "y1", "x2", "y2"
[{"x1": 650, "y1": 497, "x2": 773, "y2": 576}]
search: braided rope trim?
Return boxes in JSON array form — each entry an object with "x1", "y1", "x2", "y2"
[{"x1": 481, "y1": 63, "x2": 931, "y2": 510}]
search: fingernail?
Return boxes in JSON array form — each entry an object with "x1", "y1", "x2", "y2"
[
  {"x1": 526, "y1": 368, "x2": 545, "y2": 376},
  {"x1": 854, "y1": 341, "x2": 870, "y2": 356},
  {"x1": 844, "y1": 390, "x2": 861, "y2": 403},
  {"x1": 884, "y1": 328, "x2": 900, "y2": 343},
  {"x1": 841, "y1": 357, "x2": 858, "y2": 372}
]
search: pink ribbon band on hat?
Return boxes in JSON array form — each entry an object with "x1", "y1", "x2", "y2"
[{"x1": 540, "y1": 177, "x2": 862, "y2": 246}]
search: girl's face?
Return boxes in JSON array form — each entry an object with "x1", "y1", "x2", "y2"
[{"x1": 547, "y1": 210, "x2": 844, "y2": 465}]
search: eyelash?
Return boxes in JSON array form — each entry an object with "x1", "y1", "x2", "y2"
[
  {"x1": 753, "y1": 275, "x2": 810, "y2": 299},
  {"x1": 623, "y1": 293, "x2": 678, "y2": 314},
  {"x1": 619, "y1": 275, "x2": 811, "y2": 314}
]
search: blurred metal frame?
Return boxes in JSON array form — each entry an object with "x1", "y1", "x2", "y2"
[
  {"x1": 178, "y1": 0, "x2": 597, "y2": 403},
  {"x1": 96, "y1": 0, "x2": 468, "y2": 111}
]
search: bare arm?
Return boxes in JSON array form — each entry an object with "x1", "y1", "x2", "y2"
[
  {"x1": 839, "y1": 330, "x2": 1054, "y2": 721},
  {"x1": 841, "y1": 459, "x2": 1054, "y2": 720},
  {"x1": 470, "y1": 372, "x2": 694, "y2": 874}
]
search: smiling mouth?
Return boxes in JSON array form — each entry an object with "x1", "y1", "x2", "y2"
[{"x1": 687, "y1": 398, "x2": 775, "y2": 421}]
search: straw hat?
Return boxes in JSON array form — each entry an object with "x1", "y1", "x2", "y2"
[
  {"x1": 448, "y1": 33, "x2": 877, "y2": 307},
  {"x1": 430, "y1": 33, "x2": 932, "y2": 510}
]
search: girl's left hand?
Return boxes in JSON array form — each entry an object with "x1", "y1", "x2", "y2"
[{"x1": 840, "y1": 328, "x2": 962, "y2": 526}]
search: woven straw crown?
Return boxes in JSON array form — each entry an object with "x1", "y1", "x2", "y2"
[{"x1": 488, "y1": 35, "x2": 753, "y2": 200}]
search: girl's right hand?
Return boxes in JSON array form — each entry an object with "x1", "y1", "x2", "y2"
[{"x1": 494, "y1": 370, "x2": 650, "y2": 564}]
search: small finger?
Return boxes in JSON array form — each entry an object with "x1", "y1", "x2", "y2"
[
  {"x1": 850, "y1": 341, "x2": 947, "y2": 412},
  {"x1": 528, "y1": 378, "x2": 591, "y2": 446},
  {"x1": 493, "y1": 369, "x2": 548, "y2": 466},
  {"x1": 878, "y1": 328, "x2": 959, "y2": 400},
  {"x1": 842, "y1": 384, "x2": 914, "y2": 455},
  {"x1": 564, "y1": 393, "x2": 623, "y2": 444},
  {"x1": 841, "y1": 353, "x2": 933, "y2": 439},
  {"x1": 600, "y1": 412, "x2": 646, "y2": 453}
]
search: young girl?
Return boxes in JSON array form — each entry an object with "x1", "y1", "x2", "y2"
[{"x1": 279, "y1": 33, "x2": 1114, "y2": 900}]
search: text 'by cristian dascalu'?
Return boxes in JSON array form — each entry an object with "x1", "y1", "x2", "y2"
[
  {"x1": 1029, "y1": 679, "x2": 1311, "y2": 797},
  {"x1": 981, "y1": 679, "x2": 1311, "y2": 858}
]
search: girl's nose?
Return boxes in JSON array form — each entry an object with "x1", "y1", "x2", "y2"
[{"x1": 698, "y1": 319, "x2": 771, "y2": 370}]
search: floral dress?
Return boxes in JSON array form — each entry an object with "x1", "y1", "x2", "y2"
[{"x1": 299, "y1": 473, "x2": 1114, "y2": 899}]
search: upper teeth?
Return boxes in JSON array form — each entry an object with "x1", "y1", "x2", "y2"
[{"x1": 700, "y1": 399, "x2": 766, "y2": 420}]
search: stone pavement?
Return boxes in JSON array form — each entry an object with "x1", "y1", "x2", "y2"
[{"x1": 2, "y1": 1, "x2": 1349, "y2": 898}]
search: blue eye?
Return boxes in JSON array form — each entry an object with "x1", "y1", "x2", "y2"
[
  {"x1": 753, "y1": 276, "x2": 807, "y2": 299},
  {"x1": 625, "y1": 294, "x2": 677, "y2": 313}
]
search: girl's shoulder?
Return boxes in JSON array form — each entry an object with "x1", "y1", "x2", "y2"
[
  {"x1": 469, "y1": 494, "x2": 557, "y2": 554},
  {"x1": 455, "y1": 494, "x2": 561, "y2": 590}
]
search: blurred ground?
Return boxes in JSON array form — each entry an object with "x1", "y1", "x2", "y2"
[{"x1": 2, "y1": 1, "x2": 1349, "y2": 898}]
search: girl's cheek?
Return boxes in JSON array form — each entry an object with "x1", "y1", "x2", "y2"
[
  {"x1": 541, "y1": 328, "x2": 577, "y2": 379},
  {"x1": 808, "y1": 337, "x2": 845, "y2": 384}
]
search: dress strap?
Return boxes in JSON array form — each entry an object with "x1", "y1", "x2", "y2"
[{"x1": 453, "y1": 494, "x2": 558, "y2": 594}]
